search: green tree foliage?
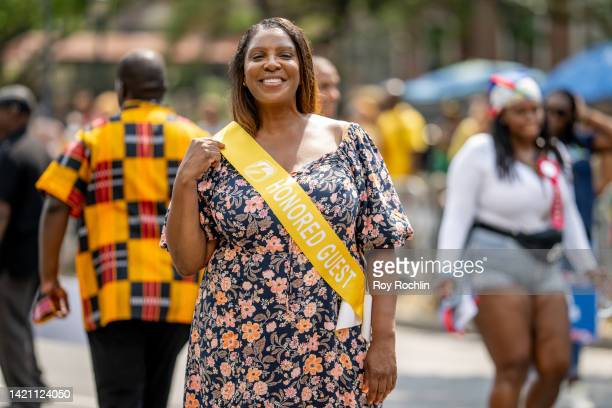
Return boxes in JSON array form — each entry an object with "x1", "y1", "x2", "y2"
[{"x1": 0, "y1": 0, "x2": 87, "y2": 48}]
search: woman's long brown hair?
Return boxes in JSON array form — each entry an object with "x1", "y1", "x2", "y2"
[{"x1": 228, "y1": 17, "x2": 318, "y2": 136}]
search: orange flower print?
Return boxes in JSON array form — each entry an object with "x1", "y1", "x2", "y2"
[
  {"x1": 221, "y1": 382, "x2": 235, "y2": 400},
  {"x1": 284, "y1": 387, "x2": 297, "y2": 398},
  {"x1": 291, "y1": 367, "x2": 301, "y2": 378},
  {"x1": 220, "y1": 362, "x2": 232, "y2": 377},
  {"x1": 177, "y1": 124, "x2": 413, "y2": 406},
  {"x1": 188, "y1": 374, "x2": 201, "y2": 390},
  {"x1": 304, "y1": 354, "x2": 323, "y2": 375},
  {"x1": 355, "y1": 351, "x2": 366, "y2": 366},
  {"x1": 303, "y1": 302, "x2": 317, "y2": 318},
  {"x1": 341, "y1": 391, "x2": 356, "y2": 407},
  {"x1": 307, "y1": 333, "x2": 320, "y2": 352},
  {"x1": 253, "y1": 380, "x2": 268, "y2": 396},
  {"x1": 330, "y1": 363, "x2": 343, "y2": 379},
  {"x1": 266, "y1": 236, "x2": 284, "y2": 253},
  {"x1": 296, "y1": 253, "x2": 308, "y2": 265},
  {"x1": 244, "y1": 196, "x2": 264, "y2": 213},
  {"x1": 220, "y1": 277, "x2": 232, "y2": 291},
  {"x1": 221, "y1": 331, "x2": 240, "y2": 351},
  {"x1": 223, "y1": 248, "x2": 237, "y2": 261},
  {"x1": 215, "y1": 291, "x2": 228, "y2": 305},
  {"x1": 324, "y1": 321, "x2": 336, "y2": 331},
  {"x1": 239, "y1": 299, "x2": 256, "y2": 318},
  {"x1": 190, "y1": 328, "x2": 200, "y2": 343},
  {"x1": 303, "y1": 269, "x2": 320, "y2": 286},
  {"x1": 346, "y1": 224, "x2": 355, "y2": 237},
  {"x1": 266, "y1": 277, "x2": 288, "y2": 295},
  {"x1": 296, "y1": 318, "x2": 312, "y2": 333},
  {"x1": 222, "y1": 310, "x2": 236, "y2": 328},
  {"x1": 368, "y1": 172, "x2": 381, "y2": 188},
  {"x1": 241, "y1": 322, "x2": 262, "y2": 342},
  {"x1": 339, "y1": 353, "x2": 353, "y2": 370},
  {"x1": 336, "y1": 328, "x2": 349, "y2": 342},
  {"x1": 185, "y1": 393, "x2": 200, "y2": 408},
  {"x1": 265, "y1": 321, "x2": 277, "y2": 333},
  {"x1": 301, "y1": 387, "x2": 313, "y2": 401},
  {"x1": 362, "y1": 216, "x2": 374, "y2": 236},
  {"x1": 280, "y1": 360, "x2": 293, "y2": 371},
  {"x1": 246, "y1": 367, "x2": 261, "y2": 383}
]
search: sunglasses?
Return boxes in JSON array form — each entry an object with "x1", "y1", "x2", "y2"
[{"x1": 545, "y1": 107, "x2": 571, "y2": 118}]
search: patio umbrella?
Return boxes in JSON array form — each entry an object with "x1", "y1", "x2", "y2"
[
  {"x1": 404, "y1": 59, "x2": 545, "y2": 104},
  {"x1": 543, "y1": 41, "x2": 612, "y2": 103}
]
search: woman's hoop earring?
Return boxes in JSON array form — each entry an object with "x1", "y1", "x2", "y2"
[{"x1": 536, "y1": 136, "x2": 546, "y2": 148}]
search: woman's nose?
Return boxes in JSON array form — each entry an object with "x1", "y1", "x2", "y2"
[{"x1": 263, "y1": 56, "x2": 281, "y2": 70}]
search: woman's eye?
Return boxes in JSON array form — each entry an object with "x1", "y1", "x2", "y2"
[
  {"x1": 280, "y1": 53, "x2": 293, "y2": 59},
  {"x1": 251, "y1": 54, "x2": 264, "y2": 60}
]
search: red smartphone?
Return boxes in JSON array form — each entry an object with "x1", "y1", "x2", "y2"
[
  {"x1": 32, "y1": 293, "x2": 57, "y2": 324},
  {"x1": 32, "y1": 291, "x2": 67, "y2": 324}
]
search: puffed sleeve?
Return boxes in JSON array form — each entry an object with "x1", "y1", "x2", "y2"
[
  {"x1": 351, "y1": 123, "x2": 413, "y2": 251},
  {"x1": 160, "y1": 165, "x2": 220, "y2": 250},
  {"x1": 196, "y1": 167, "x2": 221, "y2": 241}
]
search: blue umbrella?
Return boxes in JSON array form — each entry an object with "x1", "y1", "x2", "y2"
[
  {"x1": 543, "y1": 42, "x2": 612, "y2": 103},
  {"x1": 404, "y1": 59, "x2": 545, "y2": 104}
]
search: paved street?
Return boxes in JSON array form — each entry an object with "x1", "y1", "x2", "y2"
[
  {"x1": 2, "y1": 277, "x2": 612, "y2": 407},
  {"x1": 3, "y1": 326, "x2": 612, "y2": 407}
]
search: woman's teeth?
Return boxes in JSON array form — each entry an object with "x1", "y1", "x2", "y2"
[{"x1": 262, "y1": 78, "x2": 283, "y2": 85}]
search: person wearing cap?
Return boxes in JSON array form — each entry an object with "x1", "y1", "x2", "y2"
[
  {"x1": 438, "y1": 73, "x2": 600, "y2": 407},
  {"x1": 36, "y1": 50, "x2": 207, "y2": 408},
  {"x1": 0, "y1": 85, "x2": 49, "y2": 405},
  {"x1": 313, "y1": 56, "x2": 341, "y2": 118}
]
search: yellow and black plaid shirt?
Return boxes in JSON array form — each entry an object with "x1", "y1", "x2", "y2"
[{"x1": 36, "y1": 100, "x2": 207, "y2": 331}]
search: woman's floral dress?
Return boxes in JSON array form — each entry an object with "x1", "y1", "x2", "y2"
[{"x1": 165, "y1": 124, "x2": 412, "y2": 407}]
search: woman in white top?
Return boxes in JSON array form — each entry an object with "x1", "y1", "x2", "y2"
[{"x1": 438, "y1": 73, "x2": 597, "y2": 408}]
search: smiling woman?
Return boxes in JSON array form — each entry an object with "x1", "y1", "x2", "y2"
[
  {"x1": 162, "y1": 17, "x2": 413, "y2": 408},
  {"x1": 229, "y1": 18, "x2": 317, "y2": 137}
]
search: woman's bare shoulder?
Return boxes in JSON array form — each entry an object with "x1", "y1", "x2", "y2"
[{"x1": 307, "y1": 114, "x2": 351, "y2": 143}]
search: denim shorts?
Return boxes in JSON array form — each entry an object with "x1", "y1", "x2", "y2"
[{"x1": 464, "y1": 227, "x2": 567, "y2": 294}]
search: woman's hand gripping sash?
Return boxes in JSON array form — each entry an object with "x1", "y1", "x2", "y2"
[{"x1": 213, "y1": 122, "x2": 371, "y2": 341}]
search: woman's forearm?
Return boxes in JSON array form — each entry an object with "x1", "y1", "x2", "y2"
[
  {"x1": 166, "y1": 177, "x2": 207, "y2": 276},
  {"x1": 371, "y1": 294, "x2": 397, "y2": 339},
  {"x1": 583, "y1": 108, "x2": 612, "y2": 137},
  {"x1": 582, "y1": 108, "x2": 612, "y2": 150},
  {"x1": 369, "y1": 249, "x2": 397, "y2": 340}
]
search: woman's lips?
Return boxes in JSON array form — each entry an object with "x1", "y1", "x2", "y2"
[{"x1": 259, "y1": 78, "x2": 286, "y2": 87}]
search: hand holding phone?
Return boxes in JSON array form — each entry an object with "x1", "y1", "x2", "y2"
[{"x1": 32, "y1": 280, "x2": 70, "y2": 323}]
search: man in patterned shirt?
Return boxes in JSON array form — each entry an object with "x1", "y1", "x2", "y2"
[{"x1": 37, "y1": 49, "x2": 207, "y2": 408}]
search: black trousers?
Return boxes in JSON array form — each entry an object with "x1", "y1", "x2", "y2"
[
  {"x1": 87, "y1": 320, "x2": 190, "y2": 408},
  {"x1": 0, "y1": 271, "x2": 44, "y2": 408}
]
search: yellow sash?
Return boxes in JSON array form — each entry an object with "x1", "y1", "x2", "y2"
[{"x1": 214, "y1": 122, "x2": 365, "y2": 322}]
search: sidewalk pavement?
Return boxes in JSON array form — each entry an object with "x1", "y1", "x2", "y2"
[
  {"x1": 1, "y1": 277, "x2": 611, "y2": 407},
  {"x1": 2, "y1": 326, "x2": 612, "y2": 407}
]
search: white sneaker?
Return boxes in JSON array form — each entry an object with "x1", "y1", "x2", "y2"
[{"x1": 561, "y1": 381, "x2": 595, "y2": 408}]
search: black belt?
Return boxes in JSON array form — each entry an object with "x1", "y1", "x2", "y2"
[{"x1": 471, "y1": 221, "x2": 563, "y2": 263}]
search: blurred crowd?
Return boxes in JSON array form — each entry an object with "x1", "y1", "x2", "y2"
[
  {"x1": 17, "y1": 68, "x2": 612, "y2": 259},
  {"x1": 1, "y1": 48, "x2": 611, "y2": 408}
]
